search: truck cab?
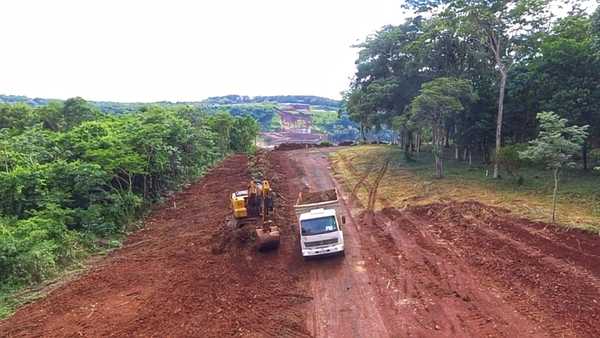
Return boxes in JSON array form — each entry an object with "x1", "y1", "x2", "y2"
[
  {"x1": 294, "y1": 189, "x2": 345, "y2": 257},
  {"x1": 299, "y1": 208, "x2": 344, "y2": 257}
]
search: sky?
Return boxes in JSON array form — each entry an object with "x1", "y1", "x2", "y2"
[{"x1": 0, "y1": 0, "x2": 411, "y2": 102}]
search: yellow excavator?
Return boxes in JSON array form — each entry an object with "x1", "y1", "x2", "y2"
[{"x1": 231, "y1": 180, "x2": 280, "y2": 250}]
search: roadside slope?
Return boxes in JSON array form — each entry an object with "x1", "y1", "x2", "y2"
[{"x1": 0, "y1": 155, "x2": 311, "y2": 337}]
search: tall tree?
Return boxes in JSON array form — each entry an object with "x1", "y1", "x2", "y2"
[
  {"x1": 406, "y1": 0, "x2": 555, "y2": 178},
  {"x1": 410, "y1": 77, "x2": 478, "y2": 178},
  {"x1": 532, "y1": 14, "x2": 600, "y2": 170},
  {"x1": 62, "y1": 97, "x2": 100, "y2": 130}
]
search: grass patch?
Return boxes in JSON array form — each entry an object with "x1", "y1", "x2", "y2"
[{"x1": 330, "y1": 145, "x2": 600, "y2": 232}]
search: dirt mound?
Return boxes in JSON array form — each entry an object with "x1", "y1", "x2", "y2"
[
  {"x1": 297, "y1": 189, "x2": 337, "y2": 205},
  {"x1": 379, "y1": 200, "x2": 600, "y2": 337},
  {"x1": 409, "y1": 200, "x2": 510, "y2": 224},
  {"x1": 0, "y1": 154, "x2": 311, "y2": 337},
  {"x1": 274, "y1": 143, "x2": 317, "y2": 151}
]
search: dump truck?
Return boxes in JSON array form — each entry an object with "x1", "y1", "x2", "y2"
[{"x1": 294, "y1": 188, "x2": 345, "y2": 257}]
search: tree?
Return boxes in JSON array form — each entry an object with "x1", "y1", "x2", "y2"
[
  {"x1": 230, "y1": 115, "x2": 260, "y2": 153},
  {"x1": 0, "y1": 103, "x2": 37, "y2": 130},
  {"x1": 406, "y1": 0, "x2": 556, "y2": 178},
  {"x1": 532, "y1": 14, "x2": 600, "y2": 170},
  {"x1": 519, "y1": 111, "x2": 588, "y2": 223},
  {"x1": 410, "y1": 77, "x2": 477, "y2": 178},
  {"x1": 206, "y1": 112, "x2": 235, "y2": 155},
  {"x1": 346, "y1": 19, "x2": 431, "y2": 143},
  {"x1": 62, "y1": 97, "x2": 100, "y2": 130}
]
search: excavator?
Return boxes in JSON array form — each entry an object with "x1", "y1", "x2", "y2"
[{"x1": 230, "y1": 180, "x2": 280, "y2": 250}]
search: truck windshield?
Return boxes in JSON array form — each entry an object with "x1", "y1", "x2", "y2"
[{"x1": 301, "y1": 216, "x2": 337, "y2": 236}]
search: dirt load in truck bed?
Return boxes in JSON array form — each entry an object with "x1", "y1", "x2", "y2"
[{"x1": 297, "y1": 189, "x2": 337, "y2": 205}]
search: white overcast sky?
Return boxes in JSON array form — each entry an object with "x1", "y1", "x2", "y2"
[{"x1": 0, "y1": 0, "x2": 411, "y2": 102}]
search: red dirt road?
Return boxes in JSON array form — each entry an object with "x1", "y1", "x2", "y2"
[
  {"x1": 287, "y1": 148, "x2": 600, "y2": 338},
  {"x1": 2, "y1": 149, "x2": 600, "y2": 338}
]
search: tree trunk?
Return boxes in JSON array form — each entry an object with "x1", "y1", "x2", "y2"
[
  {"x1": 552, "y1": 167, "x2": 560, "y2": 223},
  {"x1": 360, "y1": 124, "x2": 366, "y2": 143},
  {"x1": 463, "y1": 147, "x2": 468, "y2": 162},
  {"x1": 433, "y1": 127, "x2": 444, "y2": 179},
  {"x1": 582, "y1": 142, "x2": 588, "y2": 171},
  {"x1": 454, "y1": 125, "x2": 459, "y2": 160},
  {"x1": 468, "y1": 150, "x2": 472, "y2": 166},
  {"x1": 435, "y1": 155, "x2": 443, "y2": 178},
  {"x1": 493, "y1": 66, "x2": 508, "y2": 179}
]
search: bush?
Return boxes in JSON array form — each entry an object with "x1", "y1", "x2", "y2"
[
  {"x1": 590, "y1": 148, "x2": 600, "y2": 165},
  {"x1": 0, "y1": 210, "x2": 82, "y2": 285},
  {"x1": 495, "y1": 143, "x2": 531, "y2": 177}
]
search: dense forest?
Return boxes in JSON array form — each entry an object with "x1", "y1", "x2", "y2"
[
  {"x1": 345, "y1": 1, "x2": 600, "y2": 175},
  {"x1": 0, "y1": 98, "x2": 259, "y2": 307}
]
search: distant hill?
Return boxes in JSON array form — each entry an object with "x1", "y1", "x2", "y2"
[
  {"x1": 201, "y1": 95, "x2": 341, "y2": 109},
  {"x1": 0, "y1": 94, "x2": 353, "y2": 137},
  {"x1": 0, "y1": 94, "x2": 341, "y2": 114}
]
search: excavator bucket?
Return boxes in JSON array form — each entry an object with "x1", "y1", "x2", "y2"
[{"x1": 255, "y1": 223, "x2": 280, "y2": 251}]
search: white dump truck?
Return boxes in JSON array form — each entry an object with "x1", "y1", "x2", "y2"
[{"x1": 294, "y1": 189, "x2": 345, "y2": 257}]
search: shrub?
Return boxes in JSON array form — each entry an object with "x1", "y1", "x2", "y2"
[
  {"x1": 495, "y1": 143, "x2": 530, "y2": 177},
  {"x1": 590, "y1": 148, "x2": 600, "y2": 165}
]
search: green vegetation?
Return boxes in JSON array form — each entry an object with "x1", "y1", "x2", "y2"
[
  {"x1": 409, "y1": 77, "x2": 477, "y2": 178},
  {"x1": 201, "y1": 95, "x2": 340, "y2": 109},
  {"x1": 0, "y1": 98, "x2": 259, "y2": 318},
  {"x1": 519, "y1": 112, "x2": 589, "y2": 222},
  {"x1": 331, "y1": 145, "x2": 600, "y2": 231},
  {"x1": 312, "y1": 110, "x2": 339, "y2": 132},
  {"x1": 344, "y1": 2, "x2": 600, "y2": 172},
  {"x1": 204, "y1": 103, "x2": 278, "y2": 131}
]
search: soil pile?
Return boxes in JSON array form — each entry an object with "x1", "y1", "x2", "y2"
[
  {"x1": 297, "y1": 189, "x2": 337, "y2": 205},
  {"x1": 0, "y1": 154, "x2": 311, "y2": 337},
  {"x1": 275, "y1": 143, "x2": 317, "y2": 151}
]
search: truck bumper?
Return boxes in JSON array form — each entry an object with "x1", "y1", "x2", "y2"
[{"x1": 302, "y1": 244, "x2": 344, "y2": 257}]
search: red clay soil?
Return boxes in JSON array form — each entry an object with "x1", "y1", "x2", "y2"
[
  {"x1": 297, "y1": 189, "x2": 337, "y2": 205},
  {"x1": 0, "y1": 155, "x2": 311, "y2": 338},
  {"x1": 274, "y1": 143, "x2": 317, "y2": 151},
  {"x1": 363, "y1": 201, "x2": 600, "y2": 337},
  {"x1": 288, "y1": 148, "x2": 600, "y2": 337},
  {"x1": 3, "y1": 149, "x2": 600, "y2": 338}
]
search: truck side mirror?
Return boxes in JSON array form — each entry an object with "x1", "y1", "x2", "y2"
[{"x1": 341, "y1": 216, "x2": 346, "y2": 224}]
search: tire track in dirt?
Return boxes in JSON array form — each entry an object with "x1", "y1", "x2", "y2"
[
  {"x1": 282, "y1": 148, "x2": 391, "y2": 338},
  {"x1": 325, "y1": 148, "x2": 600, "y2": 337},
  {"x1": 409, "y1": 202, "x2": 600, "y2": 337}
]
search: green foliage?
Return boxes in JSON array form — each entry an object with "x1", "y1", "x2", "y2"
[
  {"x1": 590, "y1": 148, "x2": 600, "y2": 164},
  {"x1": 312, "y1": 110, "x2": 339, "y2": 132},
  {"x1": 410, "y1": 77, "x2": 477, "y2": 178},
  {"x1": 519, "y1": 112, "x2": 589, "y2": 170},
  {"x1": 519, "y1": 111, "x2": 589, "y2": 222},
  {"x1": 230, "y1": 115, "x2": 260, "y2": 153},
  {"x1": 495, "y1": 143, "x2": 530, "y2": 177},
  {"x1": 0, "y1": 97, "x2": 259, "y2": 309}
]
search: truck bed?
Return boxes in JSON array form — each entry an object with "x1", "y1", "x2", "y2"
[
  {"x1": 294, "y1": 189, "x2": 339, "y2": 217},
  {"x1": 297, "y1": 189, "x2": 337, "y2": 205}
]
